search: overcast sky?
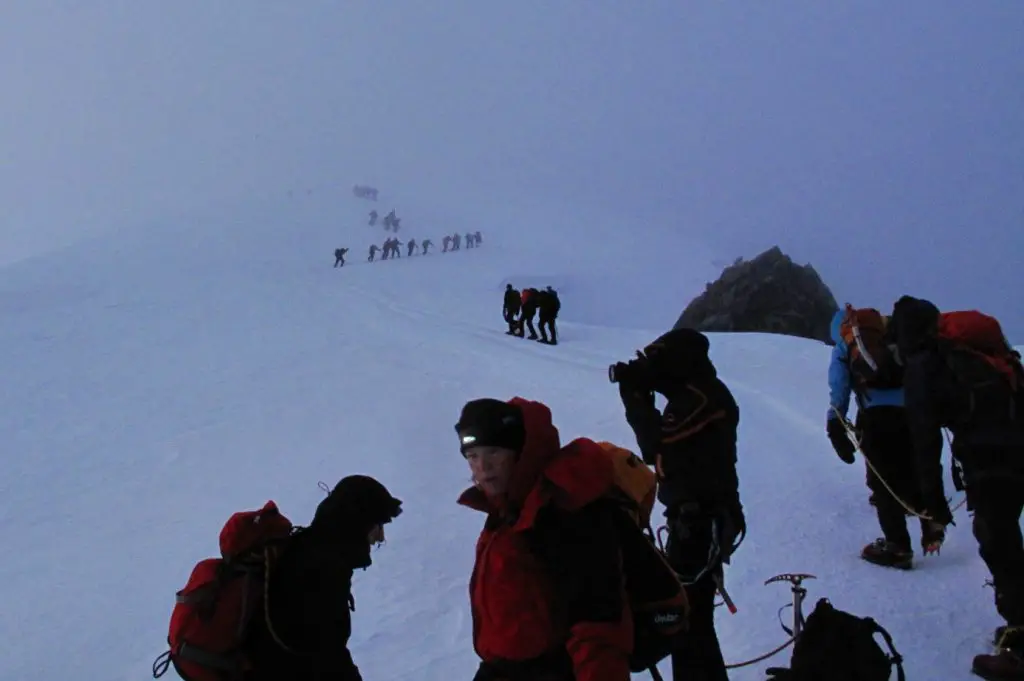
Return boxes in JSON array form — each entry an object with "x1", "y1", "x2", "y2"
[{"x1": 2, "y1": 2, "x2": 1021, "y2": 336}]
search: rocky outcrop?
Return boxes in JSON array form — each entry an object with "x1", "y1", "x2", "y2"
[{"x1": 674, "y1": 246, "x2": 839, "y2": 344}]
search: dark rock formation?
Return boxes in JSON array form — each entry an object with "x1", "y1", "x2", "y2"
[{"x1": 674, "y1": 246, "x2": 839, "y2": 344}]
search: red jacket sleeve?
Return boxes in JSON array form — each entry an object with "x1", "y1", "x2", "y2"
[{"x1": 532, "y1": 501, "x2": 633, "y2": 681}]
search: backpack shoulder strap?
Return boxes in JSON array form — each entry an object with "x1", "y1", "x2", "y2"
[{"x1": 865, "y1": 618, "x2": 905, "y2": 681}]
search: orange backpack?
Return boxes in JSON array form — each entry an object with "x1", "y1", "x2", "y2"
[
  {"x1": 595, "y1": 442, "x2": 690, "y2": 673},
  {"x1": 838, "y1": 304, "x2": 903, "y2": 390}
]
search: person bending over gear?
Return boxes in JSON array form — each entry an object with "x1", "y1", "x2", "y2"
[
  {"x1": 615, "y1": 328, "x2": 745, "y2": 681},
  {"x1": 890, "y1": 296, "x2": 1024, "y2": 680},
  {"x1": 333, "y1": 248, "x2": 349, "y2": 268},
  {"x1": 421, "y1": 239, "x2": 432, "y2": 254},
  {"x1": 826, "y1": 306, "x2": 944, "y2": 569},
  {"x1": 244, "y1": 475, "x2": 402, "y2": 681},
  {"x1": 516, "y1": 288, "x2": 539, "y2": 340},
  {"x1": 456, "y1": 397, "x2": 634, "y2": 681},
  {"x1": 368, "y1": 244, "x2": 379, "y2": 262},
  {"x1": 502, "y1": 284, "x2": 521, "y2": 335},
  {"x1": 536, "y1": 286, "x2": 561, "y2": 345}
]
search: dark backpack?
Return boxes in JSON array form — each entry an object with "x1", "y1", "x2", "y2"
[
  {"x1": 593, "y1": 442, "x2": 690, "y2": 673},
  {"x1": 545, "y1": 289, "x2": 561, "y2": 315},
  {"x1": 766, "y1": 598, "x2": 905, "y2": 681}
]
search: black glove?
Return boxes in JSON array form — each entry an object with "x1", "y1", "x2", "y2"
[
  {"x1": 826, "y1": 417, "x2": 857, "y2": 464},
  {"x1": 618, "y1": 379, "x2": 655, "y2": 412}
]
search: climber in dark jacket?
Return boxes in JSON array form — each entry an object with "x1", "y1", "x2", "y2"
[
  {"x1": 503, "y1": 284, "x2": 521, "y2": 335},
  {"x1": 536, "y1": 286, "x2": 561, "y2": 345},
  {"x1": 244, "y1": 475, "x2": 403, "y2": 681},
  {"x1": 889, "y1": 295, "x2": 1024, "y2": 679},
  {"x1": 617, "y1": 328, "x2": 744, "y2": 681},
  {"x1": 516, "y1": 289, "x2": 539, "y2": 340}
]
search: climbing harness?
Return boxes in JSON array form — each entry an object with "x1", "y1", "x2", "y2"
[{"x1": 654, "y1": 517, "x2": 746, "y2": 594}]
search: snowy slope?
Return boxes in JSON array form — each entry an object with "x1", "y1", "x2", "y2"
[{"x1": 0, "y1": 186, "x2": 1009, "y2": 681}]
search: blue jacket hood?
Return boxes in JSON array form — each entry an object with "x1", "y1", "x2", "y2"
[{"x1": 830, "y1": 309, "x2": 845, "y2": 345}]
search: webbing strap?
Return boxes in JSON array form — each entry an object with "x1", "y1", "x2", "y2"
[
  {"x1": 176, "y1": 642, "x2": 241, "y2": 672},
  {"x1": 868, "y1": 619, "x2": 906, "y2": 681}
]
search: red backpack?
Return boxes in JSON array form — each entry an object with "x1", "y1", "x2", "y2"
[
  {"x1": 937, "y1": 310, "x2": 1023, "y2": 421},
  {"x1": 939, "y1": 311, "x2": 1021, "y2": 386},
  {"x1": 152, "y1": 501, "x2": 295, "y2": 681}
]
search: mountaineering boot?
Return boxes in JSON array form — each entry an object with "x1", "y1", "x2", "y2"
[
  {"x1": 973, "y1": 627, "x2": 1024, "y2": 680},
  {"x1": 921, "y1": 520, "x2": 946, "y2": 555},
  {"x1": 861, "y1": 538, "x2": 913, "y2": 570}
]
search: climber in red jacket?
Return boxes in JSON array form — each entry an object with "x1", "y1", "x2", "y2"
[{"x1": 455, "y1": 396, "x2": 633, "y2": 681}]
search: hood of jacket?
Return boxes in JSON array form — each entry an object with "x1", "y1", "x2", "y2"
[
  {"x1": 458, "y1": 397, "x2": 616, "y2": 529},
  {"x1": 830, "y1": 309, "x2": 846, "y2": 345}
]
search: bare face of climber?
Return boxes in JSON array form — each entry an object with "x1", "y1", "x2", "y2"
[
  {"x1": 465, "y1": 445, "x2": 517, "y2": 497},
  {"x1": 368, "y1": 523, "x2": 385, "y2": 546}
]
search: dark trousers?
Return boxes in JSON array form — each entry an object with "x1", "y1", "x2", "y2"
[
  {"x1": 539, "y1": 314, "x2": 557, "y2": 343},
  {"x1": 517, "y1": 313, "x2": 537, "y2": 338},
  {"x1": 665, "y1": 513, "x2": 729, "y2": 681},
  {"x1": 857, "y1": 406, "x2": 923, "y2": 550},
  {"x1": 963, "y1": 455, "x2": 1024, "y2": 636},
  {"x1": 504, "y1": 310, "x2": 519, "y2": 334}
]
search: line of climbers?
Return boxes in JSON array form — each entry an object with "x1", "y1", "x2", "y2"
[
  {"x1": 366, "y1": 206, "x2": 482, "y2": 254},
  {"x1": 502, "y1": 283, "x2": 561, "y2": 345},
  {"x1": 332, "y1": 232, "x2": 483, "y2": 267},
  {"x1": 150, "y1": 297, "x2": 1023, "y2": 681}
]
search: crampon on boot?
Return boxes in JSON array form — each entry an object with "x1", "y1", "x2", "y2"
[
  {"x1": 861, "y1": 538, "x2": 913, "y2": 570},
  {"x1": 973, "y1": 626, "x2": 1024, "y2": 680},
  {"x1": 921, "y1": 521, "x2": 946, "y2": 556}
]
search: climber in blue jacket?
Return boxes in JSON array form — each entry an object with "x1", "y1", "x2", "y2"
[{"x1": 825, "y1": 307, "x2": 944, "y2": 569}]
